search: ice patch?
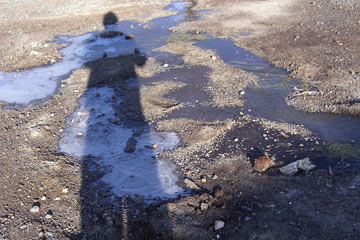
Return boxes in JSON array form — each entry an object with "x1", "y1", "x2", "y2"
[
  {"x1": 0, "y1": 31, "x2": 136, "y2": 105},
  {"x1": 59, "y1": 87, "x2": 183, "y2": 200}
]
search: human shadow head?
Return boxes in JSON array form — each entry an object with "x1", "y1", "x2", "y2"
[
  {"x1": 85, "y1": 54, "x2": 147, "y2": 88},
  {"x1": 103, "y1": 11, "x2": 118, "y2": 26}
]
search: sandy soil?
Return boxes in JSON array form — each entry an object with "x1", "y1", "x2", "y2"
[
  {"x1": 175, "y1": 0, "x2": 360, "y2": 115},
  {"x1": 0, "y1": 0, "x2": 360, "y2": 240}
]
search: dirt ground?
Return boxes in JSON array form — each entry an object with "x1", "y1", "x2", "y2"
[{"x1": 0, "y1": 0, "x2": 360, "y2": 239}]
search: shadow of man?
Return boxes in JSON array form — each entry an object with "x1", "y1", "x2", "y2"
[{"x1": 64, "y1": 12, "x2": 176, "y2": 240}]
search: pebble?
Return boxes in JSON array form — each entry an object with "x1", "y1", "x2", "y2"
[
  {"x1": 163, "y1": 63, "x2": 169, "y2": 67},
  {"x1": 134, "y1": 48, "x2": 140, "y2": 54},
  {"x1": 62, "y1": 188, "x2": 69, "y2": 193},
  {"x1": 125, "y1": 34, "x2": 134, "y2": 40},
  {"x1": 200, "y1": 202, "x2": 209, "y2": 211},
  {"x1": 214, "y1": 220, "x2": 225, "y2": 231},
  {"x1": 30, "y1": 205, "x2": 40, "y2": 213},
  {"x1": 184, "y1": 179, "x2": 200, "y2": 190},
  {"x1": 211, "y1": 56, "x2": 217, "y2": 60},
  {"x1": 280, "y1": 132, "x2": 289, "y2": 138},
  {"x1": 213, "y1": 191, "x2": 224, "y2": 200},
  {"x1": 41, "y1": 195, "x2": 47, "y2": 201},
  {"x1": 213, "y1": 175, "x2": 219, "y2": 180}
]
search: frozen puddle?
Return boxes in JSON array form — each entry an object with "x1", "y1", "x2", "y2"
[
  {"x1": 0, "y1": 30, "x2": 137, "y2": 105},
  {"x1": 59, "y1": 87, "x2": 183, "y2": 200},
  {"x1": 0, "y1": 1, "x2": 195, "y2": 106}
]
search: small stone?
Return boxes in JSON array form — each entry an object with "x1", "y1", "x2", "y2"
[
  {"x1": 214, "y1": 220, "x2": 225, "y2": 231},
  {"x1": 41, "y1": 195, "x2": 47, "y2": 201},
  {"x1": 215, "y1": 190, "x2": 225, "y2": 198},
  {"x1": 30, "y1": 205, "x2": 40, "y2": 213},
  {"x1": 134, "y1": 48, "x2": 140, "y2": 54},
  {"x1": 201, "y1": 177, "x2": 207, "y2": 183},
  {"x1": 212, "y1": 175, "x2": 218, "y2": 180},
  {"x1": 62, "y1": 188, "x2": 69, "y2": 193},
  {"x1": 211, "y1": 56, "x2": 217, "y2": 60},
  {"x1": 125, "y1": 34, "x2": 134, "y2": 40},
  {"x1": 200, "y1": 202, "x2": 209, "y2": 211},
  {"x1": 234, "y1": 138, "x2": 239, "y2": 142},
  {"x1": 187, "y1": 198, "x2": 200, "y2": 207},
  {"x1": 280, "y1": 132, "x2": 289, "y2": 138},
  {"x1": 109, "y1": 118, "x2": 119, "y2": 125},
  {"x1": 76, "y1": 132, "x2": 83, "y2": 138},
  {"x1": 30, "y1": 50, "x2": 41, "y2": 56},
  {"x1": 54, "y1": 197, "x2": 60, "y2": 201},
  {"x1": 163, "y1": 63, "x2": 169, "y2": 67},
  {"x1": 152, "y1": 144, "x2": 159, "y2": 149},
  {"x1": 199, "y1": 193, "x2": 209, "y2": 201},
  {"x1": 185, "y1": 169, "x2": 192, "y2": 175},
  {"x1": 184, "y1": 179, "x2": 200, "y2": 190},
  {"x1": 254, "y1": 155, "x2": 275, "y2": 172}
]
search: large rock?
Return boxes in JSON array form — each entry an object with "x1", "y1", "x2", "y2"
[
  {"x1": 254, "y1": 155, "x2": 275, "y2": 172},
  {"x1": 279, "y1": 157, "x2": 316, "y2": 175}
]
